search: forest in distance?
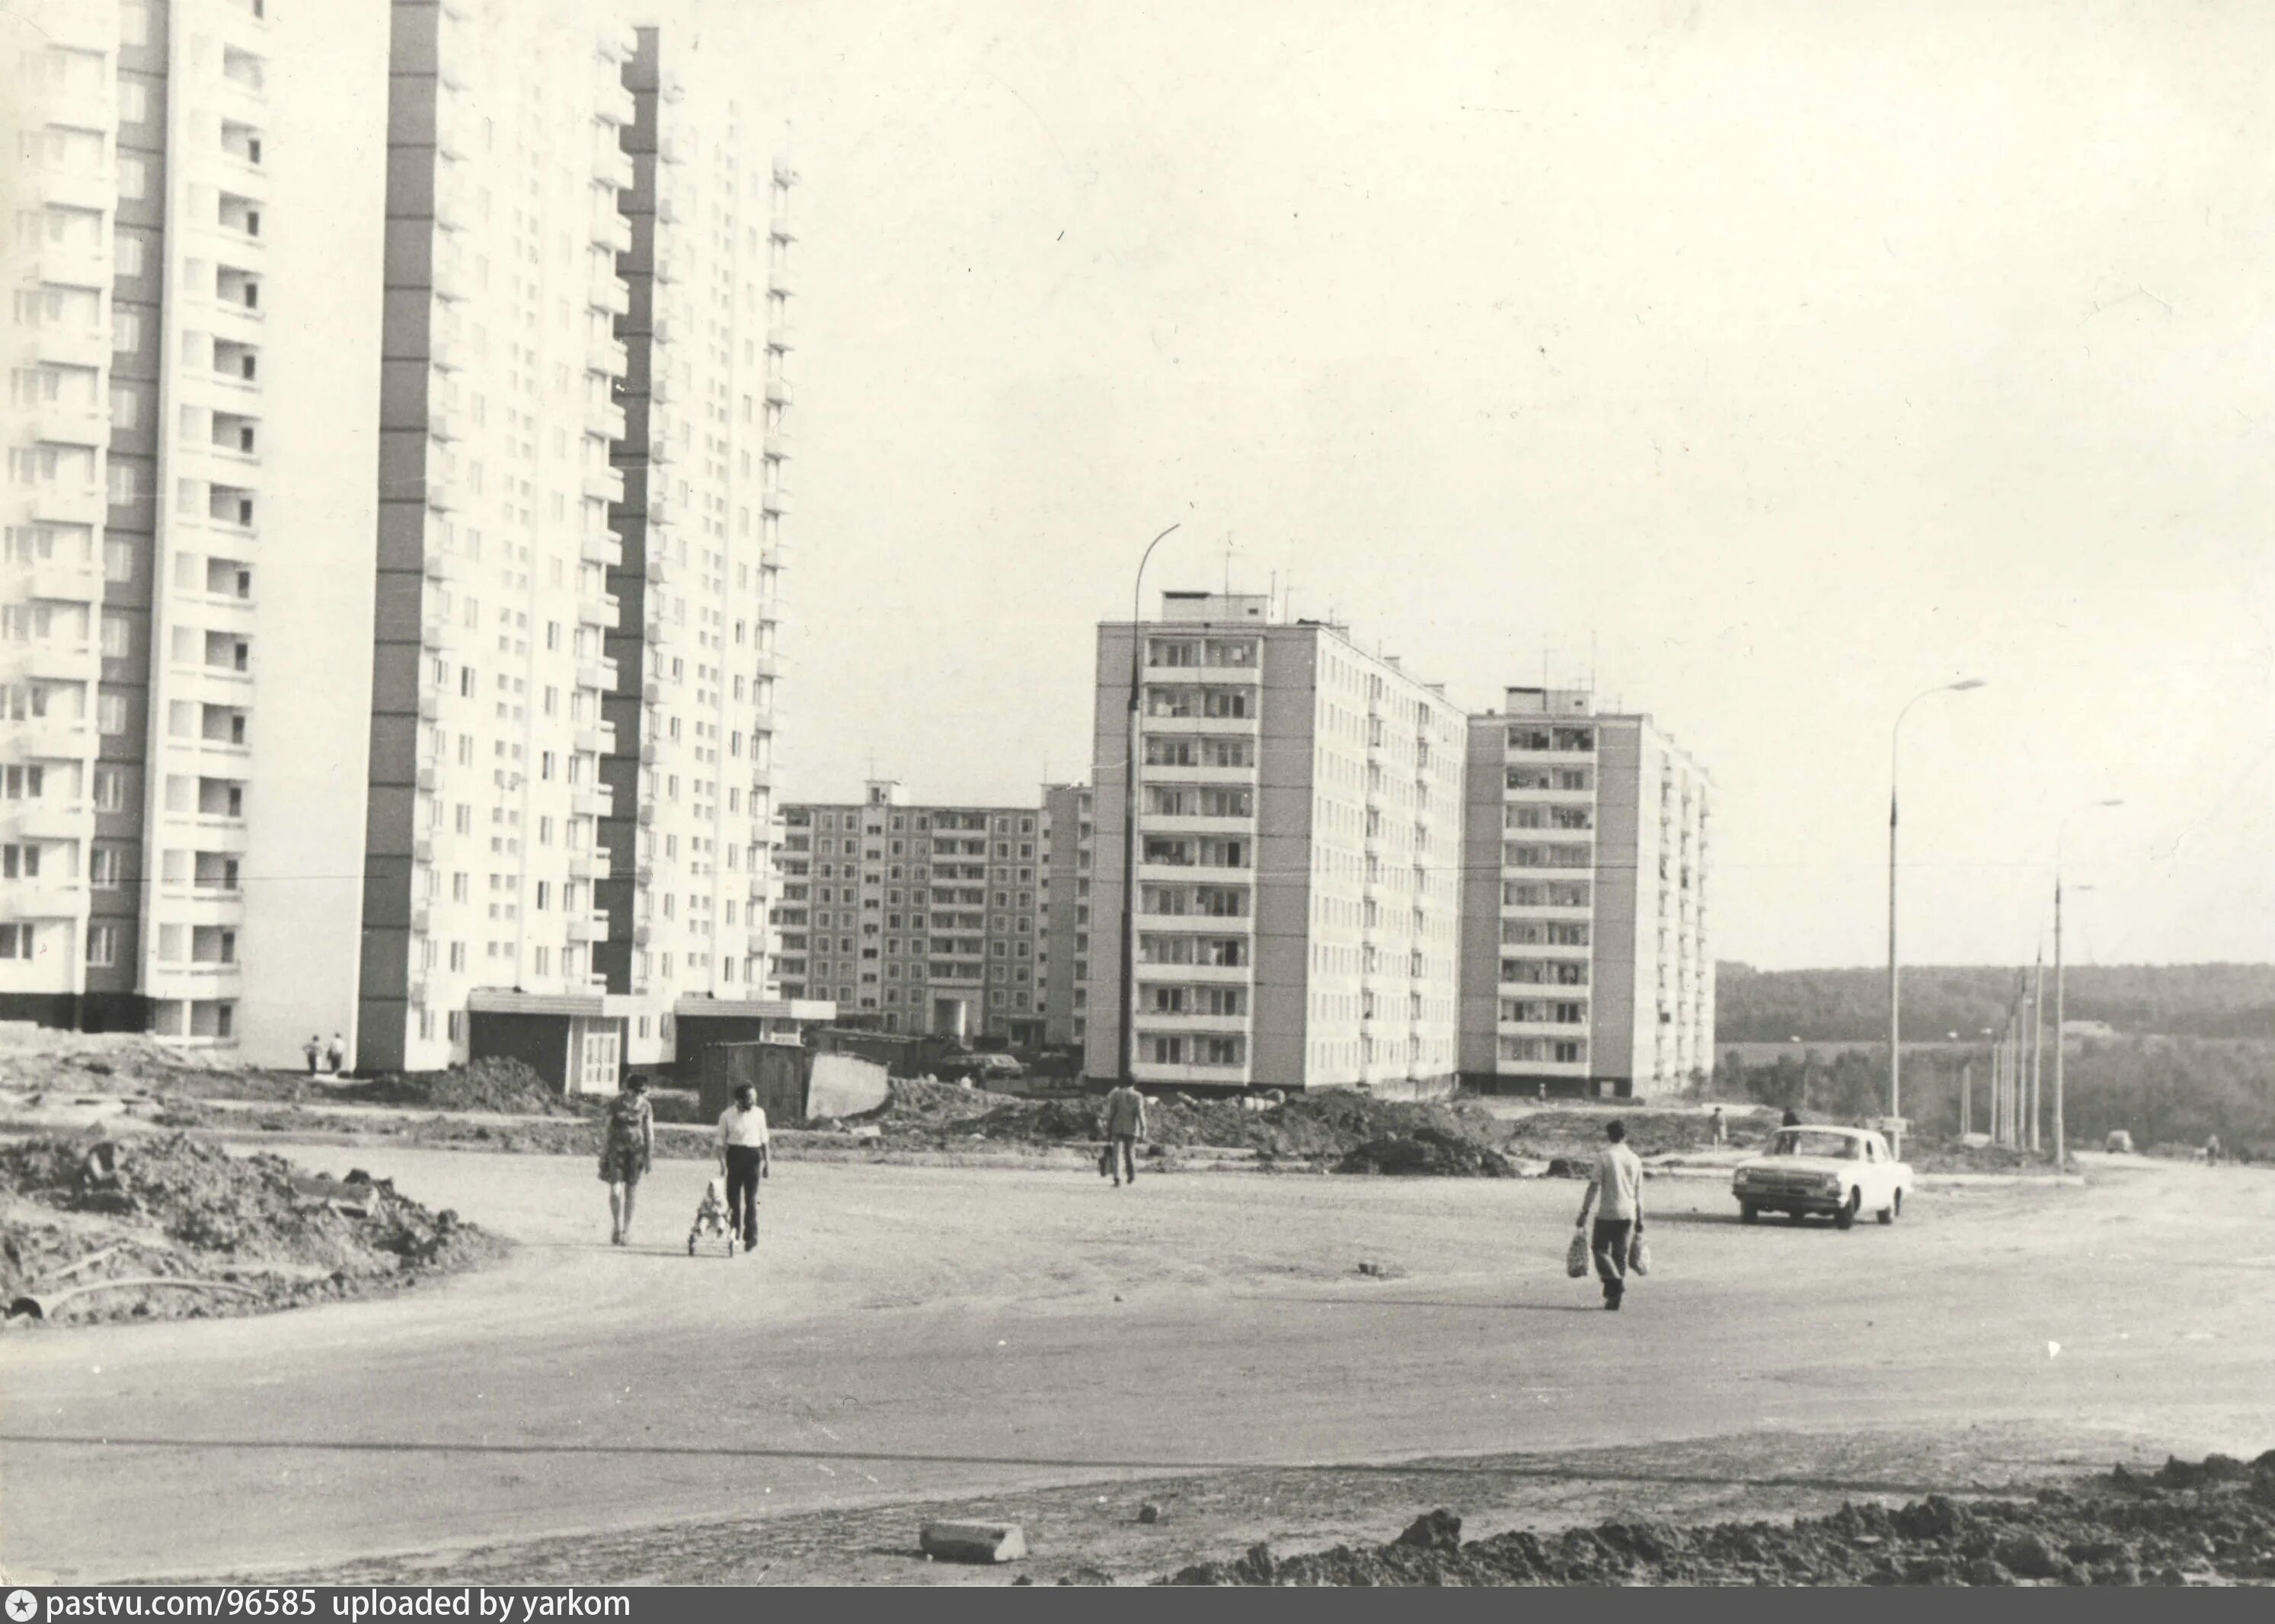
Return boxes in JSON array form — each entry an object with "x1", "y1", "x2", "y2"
[
  {"x1": 1716, "y1": 962, "x2": 2275, "y2": 1043},
  {"x1": 1711, "y1": 964, "x2": 2275, "y2": 1153}
]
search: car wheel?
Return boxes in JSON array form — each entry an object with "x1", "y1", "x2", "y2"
[
  {"x1": 1835, "y1": 1188, "x2": 1860, "y2": 1230},
  {"x1": 1739, "y1": 1201, "x2": 1759, "y2": 1224},
  {"x1": 1879, "y1": 1190, "x2": 1902, "y2": 1225}
]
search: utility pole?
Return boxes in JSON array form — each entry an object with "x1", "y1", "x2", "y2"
[
  {"x1": 2028, "y1": 951, "x2": 2045, "y2": 1155},
  {"x1": 1887, "y1": 679, "x2": 1986, "y2": 1157},
  {"x1": 1960, "y1": 1058, "x2": 1971, "y2": 1138}
]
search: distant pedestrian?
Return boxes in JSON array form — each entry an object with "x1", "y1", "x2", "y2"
[
  {"x1": 1537, "y1": 1082, "x2": 1548, "y2": 1103},
  {"x1": 1781, "y1": 1108, "x2": 1801, "y2": 1128},
  {"x1": 1101, "y1": 1082, "x2": 1148, "y2": 1187},
  {"x1": 717, "y1": 1083, "x2": 769, "y2": 1252},
  {"x1": 1574, "y1": 1120, "x2": 1644, "y2": 1312},
  {"x1": 1710, "y1": 1107, "x2": 1726, "y2": 1146},
  {"x1": 599, "y1": 1075, "x2": 654, "y2": 1245},
  {"x1": 2206, "y1": 1134, "x2": 2222, "y2": 1168},
  {"x1": 324, "y1": 1032, "x2": 346, "y2": 1075},
  {"x1": 303, "y1": 1035, "x2": 322, "y2": 1075}
]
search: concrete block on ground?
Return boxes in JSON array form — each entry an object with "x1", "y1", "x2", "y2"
[{"x1": 921, "y1": 1521, "x2": 1027, "y2": 1564}]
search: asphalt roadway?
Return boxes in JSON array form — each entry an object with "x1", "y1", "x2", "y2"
[{"x1": 2, "y1": 1146, "x2": 2270, "y2": 1582}]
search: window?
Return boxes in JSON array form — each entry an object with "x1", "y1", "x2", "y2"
[
  {"x1": 0, "y1": 924, "x2": 33, "y2": 960},
  {"x1": 89, "y1": 846, "x2": 123, "y2": 887},
  {"x1": 87, "y1": 924, "x2": 119, "y2": 967},
  {"x1": 1, "y1": 843, "x2": 38, "y2": 879}
]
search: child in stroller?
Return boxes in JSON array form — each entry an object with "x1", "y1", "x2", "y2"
[{"x1": 687, "y1": 1176, "x2": 736, "y2": 1256}]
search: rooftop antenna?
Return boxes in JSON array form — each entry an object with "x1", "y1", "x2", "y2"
[
  {"x1": 1221, "y1": 533, "x2": 1241, "y2": 596},
  {"x1": 1590, "y1": 631, "x2": 1598, "y2": 698}
]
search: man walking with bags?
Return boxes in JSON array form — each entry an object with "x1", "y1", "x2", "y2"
[
  {"x1": 1100, "y1": 1081, "x2": 1148, "y2": 1187},
  {"x1": 1574, "y1": 1119, "x2": 1644, "y2": 1311}
]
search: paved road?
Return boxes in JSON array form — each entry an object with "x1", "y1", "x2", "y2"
[{"x1": 3, "y1": 1147, "x2": 2271, "y2": 1581}]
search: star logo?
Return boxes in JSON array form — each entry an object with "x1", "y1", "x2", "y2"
[{"x1": 5, "y1": 1589, "x2": 38, "y2": 1623}]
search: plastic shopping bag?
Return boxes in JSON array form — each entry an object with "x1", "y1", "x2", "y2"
[
  {"x1": 1628, "y1": 1233, "x2": 1651, "y2": 1277},
  {"x1": 1565, "y1": 1229, "x2": 1590, "y2": 1279}
]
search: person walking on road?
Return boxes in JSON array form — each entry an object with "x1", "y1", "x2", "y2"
[
  {"x1": 717, "y1": 1083, "x2": 769, "y2": 1253},
  {"x1": 2206, "y1": 1133, "x2": 2222, "y2": 1167},
  {"x1": 303, "y1": 1035, "x2": 323, "y2": 1076},
  {"x1": 1574, "y1": 1119, "x2": 1645, "y2": 1311},
  {"x1": 324, "y1": 1032, "x2": 347, "y2": 1076},
  {"x1": 599, "y1": 1075, "x2": 654, "y2": 1246},
  {"x1": 1101, "y1": 1082, "x2": 1148, "y2": 1187},
  {"x1": 1710, "y1": 1106, "x2": 1727, "y2": 1146}
]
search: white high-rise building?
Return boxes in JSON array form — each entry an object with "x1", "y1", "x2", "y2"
[
  {"x1": 2, "y1": 2, "x2": 812, "y2": 1084},
  {"x1": 596, "y1": 27, "x2": 796, "y2": 1070},
  {"x1": 5, "y1": 0, "x2": 391, "y2": 1054}
]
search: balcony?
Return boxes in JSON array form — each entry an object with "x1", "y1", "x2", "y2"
[
  {"x1": 591, "y1": 277, "x2": 631, "y2": 318},
  {"x1": 581, "y1": 465, "x2": 624, "y2": 503},
  {"x1": 590, "y1": 398, "x2": 628, "y2": 440},
  {"x1": 577, "y1": 593, "x2": 621, "y2": 629},
  {"x1": 574, "y1": 722, "x2": 614, "y2": 756},
  {"x1": 17, "y1": 558, "x2": 102, "y2": 603},
  {"x1": 764, "y1": 376, "x2": 792, "y2": 407},
  {"x1": 429, "y1": 337, "x2": 462, "y2": 372},
  {"x1": 0, "y1": 881, "x2": 90, "y2": 925},
  {"x1": 567, "y1": 913, "x2": 609, "y2": 944},
  {"x1": 591, "y1": 210, "x2": 632, "y2": 254},
  {"x1": 594, "y1": 146, "x2": 634, "y2": 190},
  {"x1": 649, "y1": 433, "x2": 678, "y2": 465},
  {"x1": 0, "y1": 799, "x2": 89, "y2": 841},
  {"x1": 647, "y1": 496, "x2": 677, "y2": 530},
  {"x1": 644, "y1": 553, "x2": 673, "y2": 587},
  {"x1": 424, "y1": 477, "x2": 461, "y2": 512},
  {"x1": 428, "y1": 407, "x2": 460, "y2": 442},
  {"x1": 574, "y1": 656, "x2": 617, "y2": 692},
  {"x1": 596, "y1": 81, "x2": 636, "y2": 127},
  {"x1": 580, "y1": 530, "x2": 623, "y2": 567},
  {"x1": 585, "y1": 335, "x2": 628, "y2": 377},
  {"x1": 567, "y1": 848, "x2": 601, "y2": 881},
  {"x1": 572, "y1": 785, "x2": 612, "y2": 819},
  {"x1": 759, "y1": 486, "x2": 792, "y2": 516}
]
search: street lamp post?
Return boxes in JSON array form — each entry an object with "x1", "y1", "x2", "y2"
[
  {"x1": 1117, "y1": 524, "x2": 1181, "y2": 1091},
  {"x1": 1887, "y1": 679, "x2": 1986, "y2": 1155},
  {"x1": 2052, "y1": 801, "x2": 2120, "y2": 1168}
]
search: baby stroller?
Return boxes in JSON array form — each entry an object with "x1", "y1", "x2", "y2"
[{"x1": 687, "y1": 1177, "x2": 736, "y2": 1256}]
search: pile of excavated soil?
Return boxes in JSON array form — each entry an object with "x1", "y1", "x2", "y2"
[
  {"x1": 1337, "y1": 1129, "x2": 1516, "y2": 1178},
  {"x1": 1499, "y1": 1109, "x2": 1727, "y2": 1161},
  {"x1": 861, "y1": 1081, "x2": 1521, "y2": 1175},
  {"x1": 0, "y1": 1133, "x2": 503, "y2": 1326},
  {"x1": 0, "y1": 1023, "x2": 248, "y2": 1095},
  {"x1": 1161, "y1": 1454, "x2": 2275, "y2": 1586},
  {"x1": 331, "y1": 1058, "x2": 574, "y2": 1117}
]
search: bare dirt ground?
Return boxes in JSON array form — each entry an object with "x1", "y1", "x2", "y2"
[{"x1": 2, "y1": 1142, "x2": 2269, "y2": 1584}]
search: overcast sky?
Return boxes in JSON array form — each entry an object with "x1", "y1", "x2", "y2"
[{"x1": 664, "y1": 0, "x2": 2273, "y2": 970}]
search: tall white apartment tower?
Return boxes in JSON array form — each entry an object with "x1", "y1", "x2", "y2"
[
  {"x1": 358, "y1": 1, "x2": 641, "y2": 1079},
  {"x1": 596, "y1": 27, "x2": 793, "y2": 1069},
  {"x1": 1458, "y1": 687, "x2": 1714, "y2": 1098},
  {"x1": 5, "y1": 0, "x2": 389, "y2": 1051},
  {"x1": 1085, "y1": 593, "x2": 1467, "y2": 1094}
]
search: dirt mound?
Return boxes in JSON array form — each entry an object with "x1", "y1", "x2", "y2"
[
  {"x1": 1161, "y1": 1455, "x2": 2275, "y2": 1585},
  {"x1": 1500, "y1": 1110, "x2": 1724, "y2": 1160},
  {"x1": 0, "y1": 1023, "x2": 250, "y2": 1095},
  {"x1": 0, "y1": 1133, "x2": 503, "y2": 1326},
  {"x1": 334, "y1": 1058, "x2": 575, "y2": 1117},
  {"x1": 860, "y1": 1082, "x2": 1522, "y2": 1173},
  {"x1": 1337, "y1": 1130, "x2": 1516, "y2": 1178}
]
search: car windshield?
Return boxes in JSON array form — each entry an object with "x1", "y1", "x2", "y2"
[{"x1": 1772, "y1": 1130, "x2": 1863, "y2": 1160}]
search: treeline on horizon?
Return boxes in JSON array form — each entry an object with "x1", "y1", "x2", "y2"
[
  {"x1": 1715, "y1": 962, "x2": 2275, "y2": 1042},
  {"x1": 1711, "y1": 1039, "x2": 2273, "y2": 1154}
]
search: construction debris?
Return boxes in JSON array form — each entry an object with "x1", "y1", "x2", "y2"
[
  {"x1": 920, "y1": 1521, "x2": 1028, "y2": 1564},
  {"x1": 1160, "y1": 1454, "x2": 2275, "y2": 1585},
  {"x1": 0, "y1": 1133, "x2": 503, "y2": 1327}
]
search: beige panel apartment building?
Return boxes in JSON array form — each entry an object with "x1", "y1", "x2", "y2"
[
  {"x1": 775, "y1": 780, "x2": 1046, "y2": 1044},
  {"x1": 1459, "y1": 687, "x2": 1713, "y2": 1098},
  {"x1": 1037, "y1": 780, "x2": 1092, "y2": 1047},
  {"x1": 5, "y1": 0, "x2": 389, "y2": 1054},
  {"x1": 1084, "y1": 593, "x2": 1467, "y2": 1093}
]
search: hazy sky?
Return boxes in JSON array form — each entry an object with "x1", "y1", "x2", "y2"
[{"x1": 663, "y1": 0, "x2": 2273, "y2": 970}]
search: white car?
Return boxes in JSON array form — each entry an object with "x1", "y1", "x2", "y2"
[{"x1": 1732, "y1": 1125, "x2": 1912, "y2": 1229}]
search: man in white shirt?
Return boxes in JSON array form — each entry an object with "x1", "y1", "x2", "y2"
[
  {"x1": 717, "y1": 1084, "x2": 769, "y2": 1253},
  {"x1": 1574, "y1": 1118, "x2": 1645, "y2": 1310}
]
